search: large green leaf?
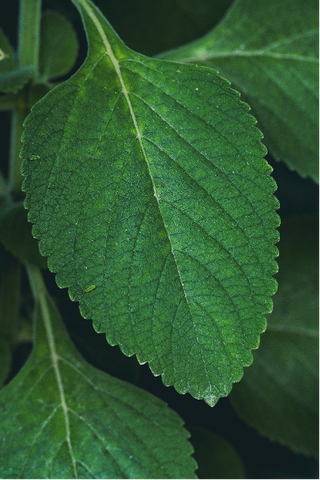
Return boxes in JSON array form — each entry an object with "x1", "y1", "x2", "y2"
[
  {"x1": 229, "y1": 216, "x2": 319, "y2": 457},
  {"x1": 0, "y1": 266, "x2": 196, "y2": 479},
  {"x1": 159, "y1": 0, "x2": 319, "y2": 182},
  {"x1": 21, "y1": 0, "x2": 279, "y2": 406}
]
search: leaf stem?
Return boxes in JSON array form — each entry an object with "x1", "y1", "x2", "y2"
[
  {"x1": 9, "y1": 0, "x2": 42, "y2": 194},
  {"x1": 0, "y1": 95, "x2": 18, "y2": 111},
  {"x1": 18, "y1": 0, "x2": 42, "y2": 73}
]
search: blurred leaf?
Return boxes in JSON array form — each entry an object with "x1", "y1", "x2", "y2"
[
  {"x1": 21, "y1": 0, "x2": 279, "y2": 406},
  {"x1": 0, "y1": 28, "x2": 35, "y2": 93},
  {"x1": 189, "y1": 425, "x2": 245, "y2": 478},
  {"x1": 0, "y1": 28, "x2": 15, "y2": 72},
  {"x1": 0, "y1": 266, "x2": 197, "y2": 479},
  {"x1": 229, "y1": 216, "x2": 319, "y2": 457},
  {"x1": 0, "y1": 65, "x2": 36, "y2": 94},
  {"x1": 160, "y1": 0, "x2": 319, "y2": 181},
  {"x1": 39, "y1": 11, "x2": 79, "y2": 81},
  {"x1": 0, "y1": 201, "x2": 46, "y2": 268},
  {"x1": 0, "y1": 339, "x2": 11, "y2": 387}
]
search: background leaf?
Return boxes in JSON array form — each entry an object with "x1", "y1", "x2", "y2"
[
  {"x1": 159, "y1": 0, "x2": 319, "y2": 182},
  {"x1": 39, "y1": 11, "x2": 79, "y2": 82},
  {"x1": 21, "y1": 0, "x2": 279, "y2": 406},
  {"x1": 229, "y1": 216, "x2": 319, "y2": 457},
  {"x1": 189, "y1": 425, "x2": 245, "y2": 478},
  {"x1": 0, "y1": 267, "x2": 196, "y2": 479},
  {"x1": 0, "y1": 200, "x2": 47, "y2": 268},
  {"x1": 0, "y1": 28, "x2": 14, "y2": 72}
]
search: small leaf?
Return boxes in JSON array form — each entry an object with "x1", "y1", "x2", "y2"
[
  {"x1": 160, "y1": 0, "x2": 319, "y2": 181},
  {"x1": 21, "y1": 0, "x2": 279, "y2": 405},
  {"x1": 39, "y1": 11, "x2": 79, "y2": 81},
  {"x1": 229, "y1": 216, "x2": 319, "y2": 457},
  {"x1": 0, "y1": 28, "x2": 15, "y2": 72},
  {"x1": 0, "y1": 201, "x2": 46, "y2": 268},
  {"x1": 0, "y1": 268, "x2": 196, "y2": 479}
]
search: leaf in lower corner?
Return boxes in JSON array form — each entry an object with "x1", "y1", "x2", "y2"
[
  {"x1": 0, "y1": 291, "x2": 196, "y2": 479},
  {"x1": 21, "y1": 0, "x2": 279, "y2": 406},
  {"x1": 160, "y1": 0, "x2": 319, "y2": 181}
]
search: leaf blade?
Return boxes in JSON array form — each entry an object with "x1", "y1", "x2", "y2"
[
  {"x1": 229, "y1": 216, "x2": 319, "y2": 457},
  {"x1": 0, "y1": 267, "x2": 196, "y2": 479},
  {"x1": 21, "y1": 0, "x2": 279, "y2": 405},
  {"x1": 159, "y1": 0, "x2": 319, "y2": 181}
]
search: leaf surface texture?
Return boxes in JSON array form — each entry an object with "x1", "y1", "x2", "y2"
[
  {"x1": 21, "y1": 0, "x2": 279, "y2": 405},
  {"x1": 0, "y1": 269, "x2": 196, "y2": 479}
]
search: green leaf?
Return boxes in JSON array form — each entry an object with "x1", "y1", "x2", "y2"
[
  {"x1": 229, "y1": 216, "x2": 319, "y2": 457},
  {"x1": 0, "y1": 266, "x2": 196, "y2": 479},
  {"x1": 21, "y1": 0, "x2": 279, "y2": 406},
  {"x1": 189, "y1": 425, "x2": 245, "y2": 478},
  {"x1": 159, "y1": 0, "x2": 319, "y2": 182},
  {"x1": 39, "y1": 11, "x2": 79, "y2": 81},
  {"x1": 0, "y1": 200, "x2": 47, "y2": 268}
]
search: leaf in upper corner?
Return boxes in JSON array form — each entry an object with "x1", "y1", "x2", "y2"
[
  {"x1": 0, "y1": 28, "x2": 35, "y2": 93},
  {"x1": 39, "y1": 11, "x2": 79, "y2": 81},
  {"x1": 159, "y1": 0, "x2": 319, "y2": 182},
  {"x1": 0, "y1": 287, "x2": 196, "y2": 479},
  {"x1": 21, "y1": 0, "x2": 279, "y2": 406},
  {"x1": 229, "y1": 216, "x2": 319, "y2": 457}
]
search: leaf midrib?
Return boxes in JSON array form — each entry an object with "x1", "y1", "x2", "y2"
[
  {"x1": 172, "y1": 29, "x2": 318, "y2": 64},
  {"x1": 176, "y1": 50, "x2": 318, "y2": 65},
  {"x1": 77, "y1": 0, "x2": 190, "y2": 307},
  {"x1": 34, "y1": 270, "x2": 78, "y2": 478}
]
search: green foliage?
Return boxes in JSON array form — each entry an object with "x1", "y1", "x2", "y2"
[
  {"x1": 230, "y1": 216, "x2": 319, "y2": 457},
  {"x1": 0, "y1": 0, "x2": 318, "y2": 478},
  {"x1": 0, "y1": 200, "x2": 46, "y2": 268},
  {"x1": 21, "y1": 0, "x2": 278, "y2": 406},
  {"x1": 160, "y1": 0, "x2": 319, "y2": 181},
  {"x1": 0, "y1": 266, "x2": 196, "y2": 478},
  {"x1": 39, "y1": 11, "x2": 78, "y2": 81},
  {"x1": 189, "y1": 425, "x2": 245, "y2": 478}
]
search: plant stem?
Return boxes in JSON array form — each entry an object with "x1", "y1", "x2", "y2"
[
  {"x1": 18, "y1": 0, "x2": 42, "y2": 72},
  {"x1": 9, "y1": 0, "x2": 42, "y2": 194}
]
